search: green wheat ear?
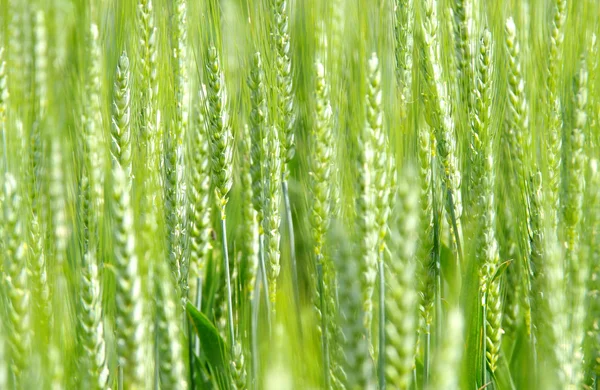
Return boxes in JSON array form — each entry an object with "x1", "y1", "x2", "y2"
[
  {"x1": 333, "y1": 223, "x2": 376, "y2": 390},
  {"x1": 111, "y1": 165, "x2": 145, "y2": 387},
  {"x1": 2, "y1": 173, "x2": 31, "y2": 387},
  {"x1": 206, "y1": 46, "x2": 233, "y2": 213},
  {"x1": 385, "y1": 168, "x2": 419, "y2": 389}
]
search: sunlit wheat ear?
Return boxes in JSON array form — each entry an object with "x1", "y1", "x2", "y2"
[
  {"x1": 111, "y1": 165, "x2": 145, "y2": 387},
  {"x1": 310, "y1": 60, "x2": 340, "y2": 385},
  {"x1": 366, "y1": 53, "x2": 392, "y2": 253},
  {"x1": 528, "y1": 172, "x2": 547, "y2": 365},
  {"x1": 206, "y1": 46, "x2": 233, "y2": 212},
  {"x1": 33, "y1": 10, "x2": 47, "y2": 118},
  {"x1": 206, "y1": 45, "x2": 235, "y2": 345},
  {"x1": 545, "y1": 0, "x2": 567, "y2": 236},
  {"x1": 564, "y1": 55, "x2": 588, "y2": 388},
  {"x1": 187, "y1": 90, "x2": 212, "y2": 288},
  {"x1": 84, "y1": 23, "x2": 105, "y2": 213},
  {"x1": 470, "y1": 28, "x2": 502, "y2": 374},
  {"x1": 273, "y1": 0, "x2": 295, "y2": 177},
  {"x1": 452, "y1": 0, "x2": 474, "y2": 111},
  {"x1": 393, "y1": 0, "x2": 414, "y2": 112},
  {"x1": 544, "y1": 236, "x2": 568, "y2": 386},
  {"x1": 385, "y1": 169, "x2": 419, "y2": 389},
  {"x1": 584, "y1": 159, "x2": 600, "y2": 384},
  {"x1": 30, "y1": 10, "x2": 47, "y2": 200},
  {"x1": 239, "y1": 123, "x2": 259, "y2": 301},
  {"x1": 264, "y1": 124, "x2": 282, "y2": 310},
  {"x1": 77, "y1": 238, "x2": 109, "y2": 389},
  {"x1": 310, "y1": 60, "x2": 333, "y2": 264},
  {"x1": 421, "y1": 0, "x2": 463, "y2": 257},
  {"x1": 111, "y1": 51, "x2": 132, "y2": 184},
  {"x1": 50, "y1": 139, "x2": 68, "y2": 266},
  {"x1": 248, "y1": 52, "x2": 267, "y2": 226},
  {"x1": 416, "y1": 124, "x2": 434, "y2": 337},
  {"x1": 333, "y1": 224, "x2": 376, "y2": 390},
  {"x1": 156, "y1": 259, "x2": 188, "y2": 389},
  {"x1": 356, "y1": 100, "x2": 377, "y2": 338},
  {"x1": 77, "y1": 165, "x2": 108, "y2": 390},
  {"x1": 166, "y1": 0, "x2": 189, "y2": 292},
  {"x1": 230, "y1": 341, "x2": 247, "y2": 390},
  {"x1": 2, "y1": 173, "x2": 31, "y2": 387},
  {"x1": 504, "y1": 17, "x2": 530, "y2": 176},
  {"x1": 427, "y1": 309, "x2": 464, "y2": 390},
  {"x1": 469, "y1": 29, "x2": 494, "y2": 212}
]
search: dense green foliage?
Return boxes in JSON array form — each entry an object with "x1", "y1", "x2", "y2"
[{"x1": 0, "y1": 0, "x2": 599, "y2": 389}]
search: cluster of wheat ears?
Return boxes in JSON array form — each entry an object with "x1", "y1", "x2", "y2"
[{"x1": 0, "y1": 0, "x2": 599, "y2": 389}]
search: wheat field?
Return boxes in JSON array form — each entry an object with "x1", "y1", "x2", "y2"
[{"x1": 0, "y1": 0, "x2": 598, "y2": 389}]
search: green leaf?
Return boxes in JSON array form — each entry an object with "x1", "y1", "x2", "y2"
[
  {"x1": 186, "y1": 301, "x2": 230, "y2": 389},
  {"x1": 492, "y1": 260, "x2": 511, "y2": 283}
]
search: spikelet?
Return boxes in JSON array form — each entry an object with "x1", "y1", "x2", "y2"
[
  {"x1": 416, "y1": 124, "x2": 434, "y2": 334},
  {"x1": 248, "y1": 52, "x2": 267, "y2": 226},
  {"x1": 84, "y1": 23, "x2": 105, "y2": 213},
  {"x1": 264, "y1": 124, "x2": 282, "y2": 309},
  {"x1": 76, "y1": 238, "x2": 109, "y2": 389},
  {"x1": 333, "y1": 224, "x2": 376, "y2": 390},
  {"x1": 393, "y1": 0, "x2": 414, "y2": 113},
  {"x1": 30, "y1": 10, "x2": 47, "y2": 204},
  {"x1": 504, "y1": 17, "x2": 530, "y2": 178},
  {"x1": 188, "y1": 90, "x2": 212, "y2": 286},
  {"x1": 366, "y1": 53, "x2": 392, "y2": 252},
  {"x1": 544, "y1": 238, "x2": 568, "y2": 387},
  {"x1": 111, "y1": 52, "x2": 133, "y2": 183},
  {"x1": 421, "y1": 0, "x2": 464, "y2": 256},
  {"x1": 310, "y1": 60, "x2": 338, "y2": 384},
  {"x1": 166, "y1": 0, "x2": 189, "y2": 290},
  {"x1": 545, "y1": 0, "x2": 567, "y2": 236},
  {"x1": 356, "y1": 98, "x2": 377, "y2": 337},
  {"x1": 111, "y1": 165, "x2": 145, "y2": 387},
  {"x1": 564, "y1": 55, "x2": 588, "y2": 388},
  {"x1": 453, "y1": 0, "x2": 474, "y2": 111},
  {"x1": 77, "y1": 163, "x2": 109, "y2": 390},
  {"x1": 584, "y1": 159, "x2": 600, "y2": 383},
  {"x1": 156, "y1": 259, "x2": 188, "y2": 389},
  {"x1": 427, "y1": 310, "x2": 464, "y2": 390},
  {"x1": 2, "y1": 173, "x2": 31, "y2": 386},
  {"x1": 230, "y1": 341, "x2": 247, "y2": 390},
  {"x1": 385, "y1": 169, "x2": 419, "y2": 389},
  {"x1": 206, "y1": 46, "x2": 233, "y2": 212},
  {"x1": 239, "y1": 123, "x2": 259, "y2": 301},
  {"x1": 470, "y1": 29, "x2": 502, "y2": 374},
  {"x1": 273, "y1": 0, "x2": 296, "y2": 177}
]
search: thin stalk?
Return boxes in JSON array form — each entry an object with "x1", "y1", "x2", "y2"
[
  {"x1": 283, "y1": 180, "x2": 302, "y2": 339},
  {"x1": 195, "y1": 276, "x2": 203, "y2": 311},
  {"x1": 378, "y1": 252, "x2": 386, "y2": 390},
  {"x1": 482, "y1": 292, "x2": 488, "y2": 386},
  {"x1": 317, "y1": 261, "x2": 330, "y2": 388},
  {"x1": 118, "y1": 367, "x2": 123, "y2": 390},
  {"x1": 425, "y1": 323, "x2": 430, "y2": 384},
  {"x1": 187, "y1": 318, "x2": 195, "y2": 390},
  {"x1": 259, "y1": 234, "x2": 271, "y2": 332},
  {"x1": 252, "y1": 262, "x2": 261, "y2": 390},
  {"x1": 221, "y1": 216, "x2": 235, "y2": 346}
]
